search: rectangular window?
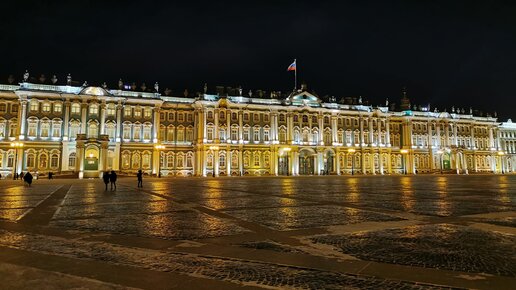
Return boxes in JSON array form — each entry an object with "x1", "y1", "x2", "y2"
[
  {"x1": 124, "y1": 107, "x2": 132, "y2": 117},
  {"x1": 42, "y1": 103, "x2": 51, "y2": 112},
  {"x1": 134, "y1": 108, "x2": 142, "y2": 117},
  {"x1": 231, "y1": 128, "x2": 238, "y2": 140},
  {"x1": 54, "y1": 104, "x2": 62, "y2": 113},
  {"x1": 71, "y1": 104, "x2": 80, "y2": 114},
  {"x1": 0, "y1": 104, "x2": 6, "y2": 113},
  {"x1": 107, "y1": 105, "x2": 116, "y2": 116},
  {"x1": 243, "y1": 128, "x2": 250, "y2": 141},
  {"x1": 168, "y1": 112, "x2": 175, "y2": 121},
  {"x1": 253, "y1": 129, "x2": 260, "y2": 142},
  {"x1": 253, "y1": 114, "x2": 260, "y2": 122},
  {"x1": 144, "y1": 108, "x2": 152, "y2": 118},
  {"x1": 187, "y1": 113, "x2": 193, "y2": 122},
  {"x1": 178, "y1": 113, "x2": 184, "y2": 122},
  {"x1": 30, "y1": 102, "x2": 39, "y2": 112},
  {"x1": 264, "y1": 130, "x2": 269, "y2": 141},
  {"x1": 11, "y1": 104, "x2": 18, "y2": 113},
  {"x1": 89, "y1": 105, "x2": 98, "y2": 115}
]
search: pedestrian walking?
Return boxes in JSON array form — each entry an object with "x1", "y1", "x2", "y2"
[
  {"x1": 48, "y1": 172, "x2": 53, "y2": 179},
  {"x1": 137, "y1": 170, "x2": 143, "y2": 188},
  {"x1": 102, "y1": 171, "x2": 110, "y2": 191},
  {"x1": 109, "y1": 170, "x2": 117, "y2": 191},
  {"x1": 23, "y1": 172, "x2": 33, "y2": 187},
  {"x1": 19, "y1": 172, "x2": 24, "y2": 180}
]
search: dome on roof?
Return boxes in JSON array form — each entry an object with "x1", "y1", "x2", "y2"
[{"x1": 80, "y1": 86, "x2": 110, "y2": 96}]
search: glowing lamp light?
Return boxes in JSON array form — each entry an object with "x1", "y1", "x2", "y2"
[
  {"x1": 400, "y1": 149, "x2": 409, "y2": 154},
  {"x1": 347, "y1": 148, "x2": 356, "y2": 153}
]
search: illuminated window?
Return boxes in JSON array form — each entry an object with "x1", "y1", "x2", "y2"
[
  {"x1": 71, "y1": 103, "x2": 80, "y2": 114},
  {"x1": 124, "y1": 107, "x2": 132, "y2": 117},
  {"x1": 42, "y1": 103, "x2": 51, "y2": 112},
  {"x1": 53, "y1": 103, "x2": 62, "y2": 113},
  {"x1": 134, "y1": 108, "x2": 142, "y2": 118},
  {"x1": 26, "y1": 153, "x2": 35, "y2": 168},
  {"x1": 253, "y1": 154, "x2": 260, "y2": 166},
  {"x1": 50, "y1": 154, "x2": 59, "y2": 168},
  {"x1": 107, "y1": 104, "x2": 116, "y2": 116},
  {"x1": 68, "y1": 152, "x2": 76, "y2": 168},
  {"x1": 30, "y1": 101, "x2": 39, "y2": 112},
  {"x1": 40, "y1": 122, "x2": 50, "y2": 138},
  {"x1": 89, "y1": 104, "x2": 98, "y2": 115},
  {"x1": 144, "y1": 108, "x2": 152, "y2": 118}
]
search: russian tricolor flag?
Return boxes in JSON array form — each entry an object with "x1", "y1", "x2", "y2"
[{"x1": 287, "y1": 60, "x2": 296, "y2": 71}]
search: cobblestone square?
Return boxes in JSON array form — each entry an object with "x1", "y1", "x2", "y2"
[{"x1": 0, "y1": 175, "x2": 514, "y2": 289}]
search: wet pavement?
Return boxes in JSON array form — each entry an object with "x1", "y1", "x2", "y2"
[{"x1": 0, "y1": 175, "x2": 514, "y2": 289}]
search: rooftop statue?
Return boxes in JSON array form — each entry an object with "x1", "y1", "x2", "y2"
[
  {"x1": 67, "y1": 73, "x2": 72, "y2": 85},
  {"x1": 23, "y1": 70, "x2": 29, "y2": 82}
]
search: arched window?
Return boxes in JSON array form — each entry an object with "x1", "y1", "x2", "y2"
[
  {"x1": 231, "y1": 151, "x2": 238, "y2": 167},
  {"x1": 40, "y1": 121, "x2": 50, "y2": 138},
  {"x1": 219, "y1": 153, "x2": 226, "y2": 168},
  {"x1": 132, "y1": 153, "x2": 141, "y2": 169},
  {"x1": 177, "y1": 154, "x2": 184, "y2": 168},
  {"x1": 207, "y1": 153, "x2": 213, "y2": 167},
  {"x1": 71, "y1": 103, "x2": 81, "y2": 114},
  {"x1": 39, "y1": 153, "x2": 48, "y2": 169},
  {"x1": 142, "y1": 152, "x2": 151, "y2": 169},
  {"x1": 50, "y1": 154, "x2": 59, "y2": 168},
  {"x1": 88, "y1": 122, "x2": 98, "y2": 138},
  {"x1": 122, "y1": 152, "x2": 131, "y2": 169},
  {"x1": 166, "y1": 154, "x2": 174, "y2": 168},
  {"x1": 26, "y1": 153, "x2": 36, "y2": 168},
  {"x1": 89, "y1": 104, "x2": 98, "y2": 115},
  {"x1": 68, "y1": 152, "x2": 76, "y2": 168}
]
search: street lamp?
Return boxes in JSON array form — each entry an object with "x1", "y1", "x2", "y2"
[
  {"x1": 400, "y1": 149, "x2": 409, "y2": 175},
  {"x1": 347, "y1": 148, "x2": 356, "y2": 175},
  {"x1": 10, "y1": 142, "x2": 24, "y2": 180},
  {"x1": 436, "y1": 149, "x2": 444, "y2": 174},
  {"x1": 498, "y1": 151, "x2": 505, "y2": 174},
  {"x1": 155, "y1": 144, "x2": 165, "y2": 177}
]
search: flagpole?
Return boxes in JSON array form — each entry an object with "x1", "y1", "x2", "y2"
[{"x1": 294, "y1": 59, "x2": 297, "y2": 91}]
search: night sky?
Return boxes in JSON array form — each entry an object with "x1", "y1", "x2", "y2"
[{"x1": 2, "y1": 0, "x2": 516, "y2": 120}]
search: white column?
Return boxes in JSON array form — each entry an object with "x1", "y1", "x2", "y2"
[
  {"x1": 81, "y1": 103, "x2": 87, "y2": 134},
  {"x1": 214, "y1": 109, "x2": 219, "y2": 142},
  {"x1": 318, "y1": 115, "x2": 324, "y2": 145},
  {"x1": 385, "y1": 119, "x2": 391, "y2": 146},
  {"x1": 63, "y1": 101, "x2": 70, "y2": 140},
  {"x1": 116, "y1": 104, "x2": 122, "y2": 142},
  {"x1": 153, "y1": 107, "x2": 160, "y2": 143},
  {"x1": 336, "y1": 152, "x2": 341, "y2": 175},
  {"x1": 19, "y1": 100, "x2": 28, "y2": 139},
  {"x1": 331, "y1": 116, "x2": 338, "y2": 143},
  {"x1": 99, "y1": 103, "x2": 106, "y2": 135},
  {"x1": 226, "y1": 148, "x2": 231, "y2": 176}
]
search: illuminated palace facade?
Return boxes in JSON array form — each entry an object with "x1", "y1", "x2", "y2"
[{"x1": 0, "y1": 80, "x2": 515, "y2": 178}]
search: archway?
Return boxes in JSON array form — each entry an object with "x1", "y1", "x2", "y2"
[
  {"x1": 323, "y1": 150, "x2": 335, "y2": 175},
  {"x1": 299, "y1": 148, "x2": 315, "y2": 175},
  {"x1": 84, "y1": 146, "x2": 99, "y2": 178}
]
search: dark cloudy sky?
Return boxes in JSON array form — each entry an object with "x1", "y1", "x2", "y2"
[{"x1": 1, "y1": 0, "x2": 516, "y2": 119}]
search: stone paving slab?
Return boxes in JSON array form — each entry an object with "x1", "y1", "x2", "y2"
[
  {"x1": 198, "y1": 196, "x2": 316, "y2": 210},
  {"x1": 0, "y1": 209, "x2": 29, "y2": 221},
  {"x1": 0, "y1": 262, "x2": 137, "y2": 290},
  {"x1": 311, "y1": 223, "x2": 516, "y2": 277},
  {"x1": 50, "y1": 210, "x2": 250, "y2": 240},
  {"x1": 0, "y1": 229, "x2": 462, "y2": 290},
  {"x1": 52, "y1": 200, "x2": 186, "y2": 220},
  {"x1": 224, "y1": 205, "x2": 404, "y2": 230}
]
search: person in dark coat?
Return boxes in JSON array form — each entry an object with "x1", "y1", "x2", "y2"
[
  {"x1": 48, "y1": 172, "x2": 53, "y2": 179},
  {"x1": 109, "y1": 170, "x2": 117, "y2": 191},
  {"x1": 137, "y1": 170, "x2": 143, "y2": 188},
  {"x1": 23, "y1": 172, "x2": 33, "y2": 187},
  {"x1": 102, "y1": 171, "x2": 110, "y2": 190}
]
